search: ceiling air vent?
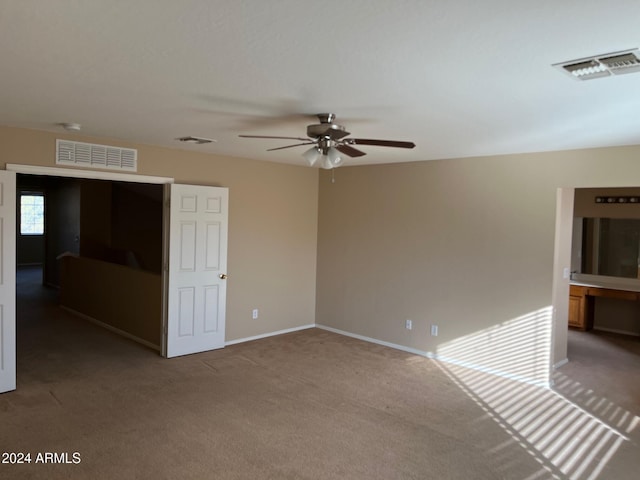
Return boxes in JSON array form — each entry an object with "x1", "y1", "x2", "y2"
[
  {"x1": 176, "y1": 136, "x2": 216, "y2": 145},
  {"x1": 554, "y1": 48, "x2": 640, "y2": 81},
  {"x1": 56, "y1": 140, "x2": 137, "y2": 172},
  {"x1": 598, "y1": 52, "x2": 640, "y2": 75}
]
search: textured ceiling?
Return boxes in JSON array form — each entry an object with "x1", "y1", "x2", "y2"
[{"x1": 1, "y1": 0, "x2": 640, "y2": 167}]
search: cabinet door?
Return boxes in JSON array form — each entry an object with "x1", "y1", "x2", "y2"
[{"x1": 568, "y1": 295, "x2": 583, "y2": 329}]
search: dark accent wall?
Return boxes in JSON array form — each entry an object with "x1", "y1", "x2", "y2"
[
  {"x1": 17, "y1": 235, "x2": 44, "y2": 265},
  {"x1": 79, "y1": 180, "x2": 162, "y2": 274},
  {"x1": 79, "y1": 179, "x2": 113, "y2": 261},
  {"x1": 44, "y1": 177, "x2": 81, "y2": 287},
  {"x1": 110, "y1": 182, "x2": 163, "y2": 273}
]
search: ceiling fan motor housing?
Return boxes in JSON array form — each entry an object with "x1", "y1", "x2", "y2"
[
  {"x1": 307, "y1": 122, "x2": 348, "y2": 140},
  {"x1": 306, "y1": 113, "x2": 349, "y2": 141}
]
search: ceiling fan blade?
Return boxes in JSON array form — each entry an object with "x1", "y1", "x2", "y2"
[
  {"x1": 239, "y1": 134, "x2": 310, "y2": 141},
  {"x1": 336, "y1": 144, "x2": 367, "y2": 158},
  {"x1": 267, "y1": 142, "x2": 315, "y2": 152},
  {"x1": 348, "y1": 138, "x2": 416, "y2": 149}
]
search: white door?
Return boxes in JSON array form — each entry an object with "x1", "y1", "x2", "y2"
[
  {"x1": 0, "y1": 171, "x2": 16, "y2": 393},
  {"x1": 165, "y1": 184, "x2": 228, "y2": 358}
]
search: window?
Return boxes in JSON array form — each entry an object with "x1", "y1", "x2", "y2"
[{"x1": 20, "y1": 193, "x2": 44, "y2": 235}]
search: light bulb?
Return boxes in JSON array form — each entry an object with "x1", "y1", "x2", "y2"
[
  {"x1": 327, "y1": 147, "x2": 343, "y2": 167},
  {"x1": 320, "y1": 156, "x2": 334, "y2": 169},
  {"x1": 302, "y1": 147, "x2": 321, "y2": 167}
]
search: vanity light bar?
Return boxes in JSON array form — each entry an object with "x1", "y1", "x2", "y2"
[{"x1": 595, "y1": 196, "x2": 640, "y2": 204}]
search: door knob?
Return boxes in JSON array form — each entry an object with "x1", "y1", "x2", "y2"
[{"x1": 219, "y1": 273, "x2": 228, "y2": 280}]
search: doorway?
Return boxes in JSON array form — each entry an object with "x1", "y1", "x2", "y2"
[
  {"x1": 16, "y1": 173, "x2": 165, "y2": 352},
  {"x1": 1, "y1": 164, "x2": 229, "y2": 394},
  {"x1": 552, "y1": 185, "x2": 640, "y2": 377}
]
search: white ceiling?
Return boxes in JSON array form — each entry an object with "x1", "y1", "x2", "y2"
[{"x1": 2, "y1": 1, "x2": 640, "y2": 167}]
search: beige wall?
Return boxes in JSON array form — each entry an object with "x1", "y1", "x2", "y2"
[
  {"x1": 1, "y1": 126, "x2": 319, "y2": 342},
  {"x1": 7, "y1": 124, "x2": 640, "y2": 380},
  {"x1": 316, "y1": 145, "x2": 640, "y2": 382}
]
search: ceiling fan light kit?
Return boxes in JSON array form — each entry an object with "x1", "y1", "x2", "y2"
[
  {"x1": 326, "y1": 147, "x2": 343, "y2": 168},
  {"x1": 303, "y1": 147, "x2": 321, "y2": 166},
  {"x1": 303, "y1": 146, "x2": 343, "y2": 169},
  {"x1": 239, "y1": 113, "x2": 415, "y2": 169}
]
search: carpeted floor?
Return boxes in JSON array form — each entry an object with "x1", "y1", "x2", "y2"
[{"x1": 1, "y1": 267, "x2": 638, "y2": 479}]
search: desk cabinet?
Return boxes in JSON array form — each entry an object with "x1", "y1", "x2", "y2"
[
  {"x1": 568, "y1": 284, "x2": 639, "y2": 330},
  {"x1": 569, "y1": 285, "x2": 588, "y2": 330}
]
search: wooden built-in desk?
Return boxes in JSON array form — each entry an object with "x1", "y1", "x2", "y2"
[{"x1": 569, "y1": 284, "x2": 640, "y2": 330}]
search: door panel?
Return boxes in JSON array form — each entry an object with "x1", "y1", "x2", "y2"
[
  {"x1": 165, "y1": 184, "x2": 228, "y2": 358},
  {"x1": 0, "y1": 171, "x2": 16, "y2": 393}
]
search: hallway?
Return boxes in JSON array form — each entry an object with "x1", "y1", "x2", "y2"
[{"x1": 15, "y1": 265, "x2": 157, "y2": 389}]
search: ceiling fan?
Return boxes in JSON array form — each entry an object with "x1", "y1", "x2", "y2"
[{"x1": 239, "y1": 113, "x2": 416, "y2": 169}]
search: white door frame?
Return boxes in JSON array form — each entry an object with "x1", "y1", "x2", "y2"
[
  {"x1": 550, "y1": 187, "x2": 575, "y2": 376},
  {"x1": 550, "y1": 181, "x2": 640, "y2": 379},
  {"x1": 5, "y1": 164, "x2": 175, "y2": 385},
  {"x1": 0, "y1": 171, "x2": 17, "y2": 393},
  {"x1": 6, "y1": 164, "x2": 174, "y2": 185}
]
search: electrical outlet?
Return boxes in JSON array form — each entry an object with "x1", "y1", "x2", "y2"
[
  {"x1": 252, "y1": 309, "x2": 259, "y2": 320},
  {"x1": 405, "y1": 319, "x2": 412, "y2": 330},
  {"x1": 431, "y1": 324, "x2": 438, "y2": 336}
]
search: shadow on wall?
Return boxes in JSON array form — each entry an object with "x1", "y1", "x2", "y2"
[{"x1": 433, "y1": 308, "x2": 638, "y2": 479}]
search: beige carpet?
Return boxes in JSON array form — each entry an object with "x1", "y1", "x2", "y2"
[{"x1": 1, "y1": 267, "x2": 638, "y2": 479}]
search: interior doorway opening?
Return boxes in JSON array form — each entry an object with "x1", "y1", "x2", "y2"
[
  {"x1": 15, "y1": 172, "x2": 166, "y2": 361},
  {"x1": 3, "y1": 163, "x2": 229, "y2": 394},
  {"x1": 552, "y1": 185, "x2": 640, "y2": 380}
]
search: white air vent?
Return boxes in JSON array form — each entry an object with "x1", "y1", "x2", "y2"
[
  {"x1": 554, "y1": 49, "x2": 640, "y2": 81},
  {"x1": 598, "y1": 52, "x2": 640, "y2": 75},
  {"x1": 56, "y1": 140, "x2": 137, "y2": 171}
]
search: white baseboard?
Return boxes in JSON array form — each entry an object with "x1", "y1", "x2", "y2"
[
  {"x1": 316, "y1": 324, "x2": 550, "y2": 388},
  {"x1": 315, "y1": 324, "x2": 432, "y2": 357},
  {"x1": 433, "y1": 353, "x2": 551, "y2": 387},
  {"x1": 60, "y1": 306, "x2": 160, "y2": 351},
  {"x1": 225, "y1": 324, "x2": 316, "y2": 346},
  {"x1": 553, "y1": 358, "x2": 569, "y2": 369},
  {"x1": 593, "y1": 326, "x2": 640, "y2": 337}
]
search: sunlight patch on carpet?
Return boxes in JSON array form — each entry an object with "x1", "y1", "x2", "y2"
[{"x1": 433, "y1": 307, "x2": 637, "y2": 479}]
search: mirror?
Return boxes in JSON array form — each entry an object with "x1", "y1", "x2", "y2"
[{"x1": 581, "y1": 218, "x2": 640, "y2": 279}]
